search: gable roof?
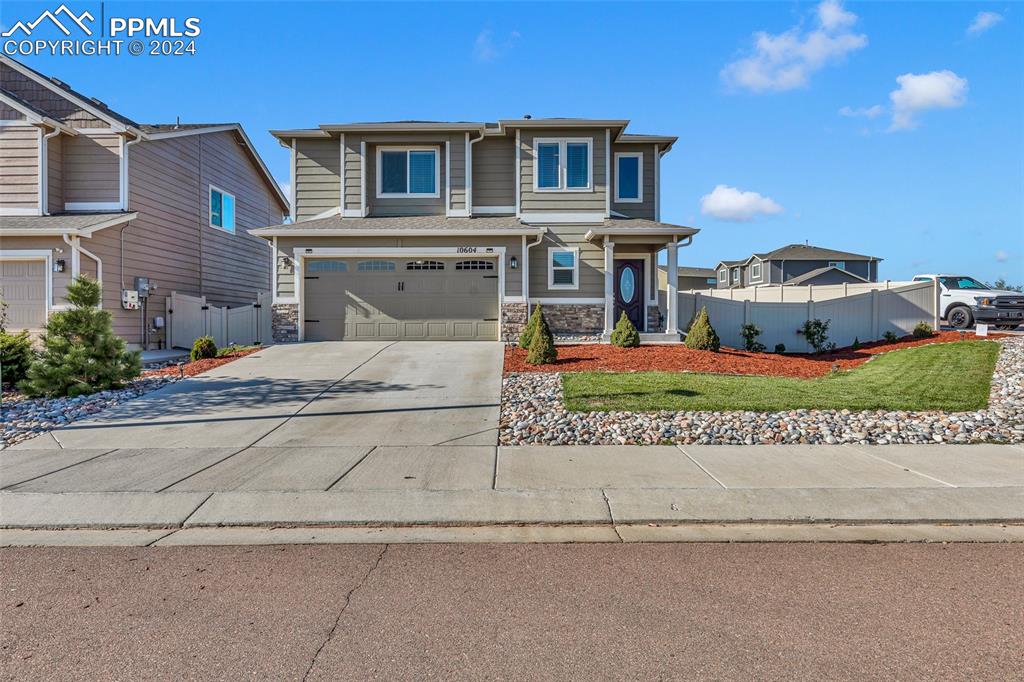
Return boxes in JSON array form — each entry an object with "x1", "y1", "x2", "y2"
[
  {"x1": 758, "y1": 244, "x2": 881, "y2": 262},
  {"x1": 785, "y1": 266, "x2": 869, "y2": 286}
]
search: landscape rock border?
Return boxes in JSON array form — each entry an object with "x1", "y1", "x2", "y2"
[{"x1": 499, "y1": 337, "x2": 1024, "y2": 446}]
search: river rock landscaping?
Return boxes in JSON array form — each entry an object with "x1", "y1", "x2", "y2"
[{"x1": 499, "y1": 336, "x2": 1024, "y2": 446}]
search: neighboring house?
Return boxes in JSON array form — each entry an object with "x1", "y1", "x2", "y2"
[
  {"x1": 253, "y1": 118, "x2": 698, "y2": 342},
  {"x1": 713, "y1": 244, "x2": 881, "y2": 289},
  {"x1": 0, "y1": 56, "x2": 288, "y2": 348},
  {"x1": 657, "y1": 265, "x2": 718, "y2": 292}
]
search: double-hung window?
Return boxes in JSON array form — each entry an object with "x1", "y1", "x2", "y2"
[
  {"x1": 548, "y1": 247, "x2": 579, "y2": 290},
  {"x1": 750, "y1": 262, "x2": 762, "y2": 282},
  {"x1": 377, "y1": 147, "x2": 439, "y2": 198},
  {"x1": 209, "y1": 186, "x2": 236, "y2": 233},
  {"x1": 614, "y1": 152, "x2": 643, "y2": 203},
  {"x1": 534, "y1": 138, "x2": 591, "y2": 191},
  {"x1": 732, "y1": 268, "x2": 740, "y2": 284},
  {"x1": 718, "y1": 269, "x2": 727, "y2": 283}
]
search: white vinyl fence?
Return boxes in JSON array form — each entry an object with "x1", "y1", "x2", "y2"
[
  {"x1": 683, "y1": 280, "x2": 915, "y2": 302},
  {"x1": 678, "y1": 281, "x2": 940, "y2": 353},
  {"x1": 166, "y1": 291, "x2": 272, "y2": 350}
]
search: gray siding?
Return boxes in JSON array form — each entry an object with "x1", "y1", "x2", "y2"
[
  {"x1": 343, "y1": 134, "x2": 362, "y2": 213},
  {"x1": 472, "y1": 136, "x2": 514, "y2": 209},
  {"x1": 366, "y1": 139, "x2": 446, "y2": 217},
  {"x1": 527, "y1": 225, "x2": 604, "y2": 298},
  {"x1": 0, "y1": 235, "x2": 72, "y2": 304},
  {"x1": 519, "y1": 128, "x2": 607, "y2": 215},
  {"x1": 610, "y1": 143, "x2": 655, "y2": 220},
  {"x1": 64, "y1": 133, "x2": 120, "y2": 205},
  {"x1": 448, "y1": 134, "x2": 466, "y2": 212},
  {"x1": 0, "y1": 124, "x2": 38, "y2": 210},
  {"x1": 775, "y1": 259, "x2": 875, "y2": 284},
  {"x1": 294, "y1": 138, "x2": 340, "y2": 221},
  {"x1": 46, "y1": 133, "x2": 62, "y2": 213}
]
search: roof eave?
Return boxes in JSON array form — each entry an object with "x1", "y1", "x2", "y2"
[
  {"x1": 248, "y1": 226, "x2": 546, "y2": 239},
  {"x1": 584, "y1": 226, "x2": 700, "y2": 241}
]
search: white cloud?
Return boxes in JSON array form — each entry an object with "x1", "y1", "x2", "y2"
[
  {"x1": 721, "y1": 0, "x2": 867, "y2": 93},
  {"x1": 473, "y1": 29, "x2": 520, "y2": 63},
  {"x1": 700, "y1": 185, "x2": 784, "y2": 222},
  {"x1": 839, "y1": 104, "x2": 884, "y2": 118},
  {"x1": 995, "y1": 250, "x2": 1009, "y2": 263},
  {"x1": 967, "y1": 11, "x2": 1003, "y2": 36},
  {"x1": 889, "y1": 70, "x2": 968, "y2": 131}
]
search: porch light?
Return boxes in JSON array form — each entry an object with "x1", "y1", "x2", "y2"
[
  {"x1": 53, "y1": 259, "x2": 65, "y2": 273},
  {"x1": 510, "y1": 256, "x2": 518, "y2": 270}
]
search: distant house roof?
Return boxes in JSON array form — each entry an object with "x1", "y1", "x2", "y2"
[
  {"x1": 756, "y1": 244, "x2": 881, "y2": 262},
  {"x1": 785, "y1": 266, "x2": 869, "y2": 286},
  {"x1": 139, "y1": 123, "x2": 237, "y2": 133},
  {"x1": 657, "y1": 266, "x2": 717, "y2": 278},
  {"x1": 0, "y1": 212, "x2": 137, "y2": 236}
]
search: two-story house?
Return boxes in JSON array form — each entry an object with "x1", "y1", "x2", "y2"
[
  {"x1": 253, "y1": 118, "x2": 698, "y2": 342},
  {"x1": 0, "y1": 56, "x2": 288, "y2": 348},
  {"x1": 713, "y1": 244, "x2": 882, "y2": 289}
]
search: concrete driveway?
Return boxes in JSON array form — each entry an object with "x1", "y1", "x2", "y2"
[{"x1": 14, "y1": 341, "x2": 503, "y2": 450}]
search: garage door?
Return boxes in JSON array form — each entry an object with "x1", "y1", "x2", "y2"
[
  {"x1": 0, "y1": 259, "x2": 47, "y2": 332},
  {"x1": 303, "y1": 257, "x2": 499, "y2": 341}
]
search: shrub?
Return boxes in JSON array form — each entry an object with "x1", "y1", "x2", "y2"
[
  {"x1": 851, "y1": 337, "x2": 861, "y2": 351},
  {"x1": 740, "y1": 323, "x2": 766, "y2": 353},
  {"x1": 190, "y1": 335, "x2": 217, "y2": 361},
  {"x1": 216, "y1": 343, "x2": 258, "y2": 357},
  {"x1": 684, "y1": 307, "x2": 720, "y2": 352},
  {"x1": 610, "y1": 312, "x2": 640, "y2": 348},
  {"x1": 518, "y1": 304, "x2": 543, "y2": 349},
  {"x1": 525, "y1": 307, "x2": 557, "y2": 365},
  {"x1": 883, "y1": 330, "x2": 899, "y2": 343},
  {"x1": 912, "y1": 322, "x2": 934, "y2": 339},
  {"x1": 19, "y1": 276, "x2": 140, "y2": 398},
  {"x1": 799, "y1": 318, "x2": 833, "y2": 354},
  {"x1": 774, "y1": 343, "x2": 786, "y2": 354},
  {"x1": 1, "y1": 329, "x2": 35, "y2": 387}
]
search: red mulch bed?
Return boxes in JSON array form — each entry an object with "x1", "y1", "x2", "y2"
[
  {"x1": 141, "y1": 348, "x2": 262, "y2": 379},
  {"x1": 504, "y1": 331, "x2": 1000, "y2": 379}
]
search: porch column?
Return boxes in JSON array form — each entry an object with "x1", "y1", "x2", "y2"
[
  {"x1": 665, "y1": 239, "x2": 679, "y2": 334},
  {"x1": 603, "y1": 239, "x2": 615, "y2": 334}
]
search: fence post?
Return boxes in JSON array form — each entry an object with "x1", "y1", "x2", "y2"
[
  {"x1": 753, "y1": 286, "x2": 758, "y2": 302},
  {"x1": 843, "y1": 282, "x2": 848, "y2": 297},
  {"x1": 780, "y1": 286, "x2": 784, "y2": 303},
  {"x1": 744, "y1": 299, "x2": 751, "y2": 326},
  {"x1": 933, "y1": 278, "x2": 941, "y2": 330},
  {"x1": 885, "y1": 279, "x2": 891, "y2": 290},
  {"x1": 871, "y1": 290, "x2": 880, "y2": 339},
  {"x1": 167, "y1": 292, "x2": 175, "y2": 349}
]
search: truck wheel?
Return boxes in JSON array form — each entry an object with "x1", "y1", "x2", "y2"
[{"x1": 946, "y1": 305, "x2": 973, "y2": 329}]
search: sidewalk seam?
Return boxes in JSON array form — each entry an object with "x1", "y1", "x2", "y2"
[
  {"x1": 325, "y1": 446, "x2": 377, "y2": 491},
  {"x1": 179, "y1": 492, "x2": 214, "y2": 528},
  {"x1": 156, "y1": 447, "x2": 252, "y2": 492},
  {"x1": 302, "y1": 543, "x2": 389, "y2": 681},
  {"x1": 846, "y1": 444, "x2": 958, "y2": 488},
  {"x1": 676, "y1": 445, "x2": 728, "y2": 489},
  {"x1": 1, "y1": 448, "x2": 118, "y2": 490},
  {"x1": 600, "y1": 489, "x2": 623, "y2": 542}
]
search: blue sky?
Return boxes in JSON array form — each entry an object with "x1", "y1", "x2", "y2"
[{"x1": 3, "y1": 1, "x2": 1022, "y2": 283}]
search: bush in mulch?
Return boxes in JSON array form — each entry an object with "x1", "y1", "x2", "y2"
[
  {"x1": 190, "y1": 335, "x2": 218, "y2": 361},
  {"x1": 526, "y1": 308, "x2": 557, "y2": 365},
  {"x1": 913, "y1": 321, "x2": 934, "y2": 339},
  {"x1": 143, "y1": 347, "x2": 262, "y2": 379},
  {"x1": 684, "y1": 307, "x2": 720, "y2": 352},
  {"x1": 610, "y1": 312, "x2": 640, "y2": 348},
  {"x1": 518, "y1": 304, "x2": 543, "y2": 349}
]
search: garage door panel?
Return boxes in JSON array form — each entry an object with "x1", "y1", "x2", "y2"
[{"x1": 0, "y1": 258, "x2": 47, "y2": 332}]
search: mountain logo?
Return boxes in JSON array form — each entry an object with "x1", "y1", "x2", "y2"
[{"x1": 2, "y1": 4, "x2": 95, "y2": 37}]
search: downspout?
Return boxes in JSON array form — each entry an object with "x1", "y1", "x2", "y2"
[
  {"x1": 62, "y1": 232, "x2": 103, "y2": 304},
  {"x1": 523, "y1": 230, "x2": 545, "y2": 309},
  {"x1": 119, "y1": 134, "x2": 145, "y2": 289},
  {"x1": 467, "y1": 128, "x2": 485, "y2": 215},
  {"x1": 40, "y1": 127, "x2": 61, "y2": 214}
]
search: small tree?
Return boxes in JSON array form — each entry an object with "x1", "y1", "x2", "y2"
[
  {"x1": 191, "y1": 335, "x2": 217, "y2": 361},
  {"x1": 518, "y1": 304, "x2": 543, "y2": 349},
  {"x1": 740, "y1": 323, "x2": 766, "y2": 353},
  {"x1": 912, "y1": 322, "x2": 934, "y2": 339},
  {"x1": 609, "y1": 312, "x2": 640, "y2": 348},
  {"x1": 684, "y1": 307, "x2": 720, "y2": 352},
  {"x1": 20, "y1": 276, "x2": 140, "y2": 398},
  {"x1": 526, "y1": 307, "x2": 557, "y2": 365},
  {"x1": 0, "y1": 293, "x2": 36, "y2": 387},
  {"x1": 800, "y1": 318, "x2": 834, "y2": 354},
  {"x1": 851, "y1": 337, "x2": 861, "y2": 351}
]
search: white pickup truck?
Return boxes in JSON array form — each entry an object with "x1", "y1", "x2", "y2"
[{"x1": 913, "y1": 274, "x2": 1024, "y2": 330}]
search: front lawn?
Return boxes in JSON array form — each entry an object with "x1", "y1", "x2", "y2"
[{"x1": 561, "y1": 340, "x2": 999, "y2": 413}]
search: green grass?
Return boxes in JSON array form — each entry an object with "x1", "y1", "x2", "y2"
[{"x1": 561, "y1": 341, "x2": 999, "y2": 413}]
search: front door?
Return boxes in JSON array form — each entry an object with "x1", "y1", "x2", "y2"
[{"x1": 613, "y1": 259, "x2": 644, "y2": 331}]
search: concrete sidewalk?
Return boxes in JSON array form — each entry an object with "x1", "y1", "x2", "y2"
[{"x1": 1, "y1": 444, "x2": 1022, "y2": 543}]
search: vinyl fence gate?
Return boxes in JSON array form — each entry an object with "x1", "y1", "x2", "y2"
[{"x1": 166, "y1": 291, "x2": 272, "y2": 350}]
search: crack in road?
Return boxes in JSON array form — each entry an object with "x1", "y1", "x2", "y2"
[{"x1": 301, "y1": 543, "x2": 389, "y2": 681}]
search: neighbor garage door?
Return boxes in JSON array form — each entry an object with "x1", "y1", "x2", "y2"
[
  {"x1": 303, "y1": 257, "x2": 499, "y2": 341},
  {"x1": 0, "y1": 259, "x2": 47, "y2": 332}
]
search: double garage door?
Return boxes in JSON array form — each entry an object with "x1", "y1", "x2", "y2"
[
  {"x1": 0, "y1": 259, "x2": 47, "y2": 332},
  {"x1": 303, "y1": 257, "x2": 499, "y2": 341}
]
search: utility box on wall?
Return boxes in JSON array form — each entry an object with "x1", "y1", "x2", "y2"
[{"x1": 121, "y1": 289, "x2": 139, "y2": 310}]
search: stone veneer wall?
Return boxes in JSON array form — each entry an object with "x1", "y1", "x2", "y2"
[
  {"x1": 541, "y1": 304, "x2": 604, "y2": 335},
  {"x1": 647, "y1": 305, "x2": 664, "y2": 332},
  {"x1": 272, "y1": 303, "x2": 299, "y2": 343},
  {"x1": 500, "y1": 303, "x2": 529, "y2": 341}
]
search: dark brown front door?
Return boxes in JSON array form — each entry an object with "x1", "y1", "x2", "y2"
[{"x1": 614, "y1": 259, "x2": 644, "y2": 331}]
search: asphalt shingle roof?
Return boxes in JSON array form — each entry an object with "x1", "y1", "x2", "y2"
[{"x1": 0, "y1": 212, "x2": 135, "y2": 232}]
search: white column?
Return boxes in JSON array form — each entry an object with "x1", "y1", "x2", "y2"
[
  {"x1": 603, "y1": 239, "x2": 615, "y2": 334},
  {"x1": 665, "y1": 240, "x2": 679, "y2": 334}
]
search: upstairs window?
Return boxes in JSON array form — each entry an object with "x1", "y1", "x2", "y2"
[
  {"x1": 615, "y1": 152, "x2": 643, "y2": 203},
  {"x1": 548, "y1": 247, "x2": 579, "y2": 289},
  {"x1": 534, "y1": 138, "x2": 591, "y2": 191},
  {"x1": 209, "y1": 186, "x2": 235, "y2": 232},
  {"x1": 718, "y1": 269, "x2": 727, "y2": 283},
  {"x1": 732, "y1": 268, "x2": 740, "y2": 283},
  {"x1": 377, "y1": 148, "x2": 439, "y2": 198},
  {"x1": 750, "y1": 262, "x2": 762, "y2": 281},
  {"x1": 828, "y1": 260, "x2": 847, "y2": 270}
]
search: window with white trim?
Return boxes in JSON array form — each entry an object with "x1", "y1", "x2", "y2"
[
  {"x1": 455, "y1": 260, "x2": 494, "y2": 270},
  {"x1": 750, "y1": 262, "x2": 762, "y2": 281},
  {"x1": 828, "y1": 260, "x2": 847, "y2": 270},
  {"x1": 731, "y1": 268, "x2": 740, "y2": 283},
  {"x1": 548, "y1": 247, "x2": 579, "y2": 289},
  {"x1": 718, "y1": 269, "x2": 727, "y2": 283},
  {"x1": 614, "y1": 152, "x2": 643, "y2": 203},
  {"x1": 376, "y1": 147, "x2": 439, "y2": 198},
  {"x1": 534, "y1": 138, "x2": 591, "y2": 191},
  {"x1": 209, "y1": 186, "x2": 235, "y2": 232},
  {"x1": 357, "y1": 260, "x2": 396, "y2": 272},
  {"x1": 406, "y1": 260, "x2": 445, "y2": 271}
]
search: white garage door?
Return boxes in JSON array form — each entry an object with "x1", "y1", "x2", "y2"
[
  {"x1": 303, "y1": 257, "x2": 500, "y2": 341},
  {"x1": 0, "y1": 259, "x2": 47, "y2": 332}
]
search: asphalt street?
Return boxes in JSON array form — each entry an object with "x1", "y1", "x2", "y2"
[{"x1": 2, "y1": 543, "x2": 1021, "y2": 680}]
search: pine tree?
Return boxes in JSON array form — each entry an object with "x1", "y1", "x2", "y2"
[
  {"x1": 684, "y1": 307, "x2": 720, "y2": 352},
  {"x1": 526, "y1": 307, "x2": 557, "y2": 365},
  {"x1": 518, "y1": 304, "x2": 543, "y2": 349},
  {"x1": 20, "y1": 276, "x2": 141, "y2": 398},
  {"x1": 609, "y1": 311, "x2": 641, "y2": 348}
]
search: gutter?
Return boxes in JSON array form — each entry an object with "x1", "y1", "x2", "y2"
[
  {"x1": 62, "y1": 232, "x2": 103, "y2": 294},
  {"x1": 467, "y1": 129, "x2": 486, "y2": 215},
  {"x1": 523, "y1": 231, "x2": 545, "y2": 308},
  {"x1": 248, "y1": 227, "x2": 547, "y2": 238},
  {"x1": 40, "y1": 127, "x2": 61, "y2": 214}
]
